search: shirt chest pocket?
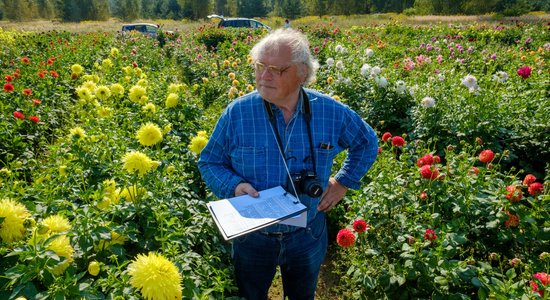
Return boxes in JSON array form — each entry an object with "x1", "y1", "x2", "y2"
[{"x1": 231, "y1": 147, "x2": 267, "y2": 183}]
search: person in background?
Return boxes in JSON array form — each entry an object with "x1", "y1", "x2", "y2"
[
  {"x1": 284, "y1": 19, "x2": 291, "y2": 28},
  {"x1": 198, "y1": 28, "x2": 378, "y2": 300}
]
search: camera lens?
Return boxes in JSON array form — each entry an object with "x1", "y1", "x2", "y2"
[{"x1": 303, "y1": 178, "x2": 323, "y2": 198}]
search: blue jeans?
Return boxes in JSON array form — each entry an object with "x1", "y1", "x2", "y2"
[{"x1": 232, "y1": 214, "x2": 328, "y2": 300}]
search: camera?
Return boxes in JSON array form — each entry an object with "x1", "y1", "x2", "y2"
[{"x1": 291, "y1": 170, "x2": 323, "y2": 198}]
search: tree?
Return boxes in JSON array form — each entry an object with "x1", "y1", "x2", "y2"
[
  {"x1": 237, "y1": 0, "x2": 267, "y2": 18},
  {"x1": 305, "y1": 0, "x2": 329, "y2": 17},
  {"x1": 462, "y1": 0, "x2": 499, "y2": 14},
  {"x1": 58, "y1": 0, "x2": 82, "y2": 22},
  {"x1": 3, "y1": 0, "x2": 38, "y2": 21},
  {"x1": 214, "y1": 0, "x2": 230, "y2": 16},
  {"x1": 280, "y1": 0, "x2": 303, "y2": 19},
  {"x1": 112, "y1": 0, "x2": 140, "y2": 21},
  {"x1": 37, "y1": 0, "x2": 58, "y2": 19},
  {"x1": 412, "y1": 0, "x2": 434, "y2": 15}
]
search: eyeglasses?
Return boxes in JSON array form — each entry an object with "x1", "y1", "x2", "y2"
[{"x1": 254, "y1": 62, "x2": 292, "y2": 76}]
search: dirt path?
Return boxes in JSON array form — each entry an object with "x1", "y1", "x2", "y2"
[{"x1": 268, "y1": 246, "x2": 342, "y2": 299}]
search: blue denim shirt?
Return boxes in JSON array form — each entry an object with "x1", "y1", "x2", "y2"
[{"x1": 198, "y1": 88, "x2": 378, "y2": 232}]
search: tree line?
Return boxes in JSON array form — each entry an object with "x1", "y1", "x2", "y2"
[{"x1": 0, "y1": 0, "x2": 548, "y2": 22}]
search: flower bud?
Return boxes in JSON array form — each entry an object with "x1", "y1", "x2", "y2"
[
  {"x1": 509, "y1": 257, "x2": 521, "y2": 267},
  {"x1": 88, "y1": 261, "x2": 100, "y2": 276}
]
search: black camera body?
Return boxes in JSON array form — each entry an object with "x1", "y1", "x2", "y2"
[{"x1": 291, "y1": 170, "x2": 323, "y2": 198}]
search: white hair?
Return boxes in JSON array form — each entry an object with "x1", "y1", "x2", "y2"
[{"x1": 250, "y1": 28, "x2": 319, "y2": 85}]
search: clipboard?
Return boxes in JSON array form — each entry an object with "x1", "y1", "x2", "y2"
[{"x1": 206, "y1": 186, "x2": 308, "y2": 240}]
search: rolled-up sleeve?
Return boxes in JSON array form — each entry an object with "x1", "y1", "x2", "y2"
[
  {"x1": 198, "y1": 110, "x2": 244, "y2": 199},
  {"x1": 334, "y1": 107, "x2": 378, "y2": 190}
]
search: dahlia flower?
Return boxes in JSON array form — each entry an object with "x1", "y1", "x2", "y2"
[
  {"x1": 0, "y1": 198, "x2": 31, "y2": 243},
  {"x1": 128, "y1": 252, "x2": 182, "y2": 300}
]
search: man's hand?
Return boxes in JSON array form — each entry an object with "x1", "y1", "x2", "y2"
[
  {"x1": 317, "y1": 178, "x2": 348, "y2": 212},
  {"x1": 235, "y1": 182, "x2": 259, "y2": 198}
]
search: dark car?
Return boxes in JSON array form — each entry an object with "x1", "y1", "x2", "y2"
[
  {"x1": 207, "y1": 15, "x2": 271, "y2": 30},
  {"x1": 121, "y1": 23, "x2": 159, "y2": 37}
]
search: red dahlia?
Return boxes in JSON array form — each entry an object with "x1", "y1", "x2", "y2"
[
  {"x1": 505, "y1": 185, "x2": 523, "y2": 202},
  {"x1": 424, "y1": 229, "x2": 437, "y2": 241},
  {"x1": 504, "y1": 212, "x2": 519, "y2": 228},
  {"x1": 420, "y1": 165, "x2": 439, "y2": 180},
  {"x1": 391, "y1": 136, "x2": 405, "y2": 147},
  {"x1": 352, "y1": 219, "x2": 369, "y2": 233},
  {"x1": 13, "y1": 111, "x2": 25, "y2": 119},
  {"x1": 29, "y1": 115, "x2": 40, "y2": 123},
  {"x1": 517, "y1": 66, "x2": 532, "y2": 79},
  {"x1": 3, "y1": 83, "x2": 14, "y2": 92},
  {"x1": 417, "y1": 154, "x2": 434, "y2": 167},
  {"x1": 528, "y1": 182, "x2": 544, "y2": 196},
  {"x1": 336, "y1": 228, "x2": 355, "y2": 248},
  {"x1": 534, "y1": 272, "x2": 550, "y2": 285},
  {"x1": 478, "y1": 149, "x2": 494, "y2": 163},
  {"x1": 523, "y1": 174, "x2": 536, "y2": 185},
  {"x1": 381, "y1": 132, "x2": 392, "y2": 142}
]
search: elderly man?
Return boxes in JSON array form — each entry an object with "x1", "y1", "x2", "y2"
[{"x1": 198, "y1": 28, "x2": 378, "y2": 299}]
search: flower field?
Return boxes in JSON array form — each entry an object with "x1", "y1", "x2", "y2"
[{"x1": 1, "y1": 18, "x2": 549, "y2": 299}]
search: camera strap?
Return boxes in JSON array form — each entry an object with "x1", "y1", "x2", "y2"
[{"x1": 263, "y1": 88, "x2": 317, "y2": 176}]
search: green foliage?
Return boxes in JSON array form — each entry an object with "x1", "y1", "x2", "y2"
[{"x1": 1, "y1": 20, "x2": 549, "y2": 299}]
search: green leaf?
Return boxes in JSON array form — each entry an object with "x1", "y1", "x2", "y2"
[
  {"x1": 505, "y1": 268, "x2": 516, "y2": 279},
  {"x1": 434, "y1": 276, "x2": 448, "y2": 286},
  {"x1": 472, "y1": 277, "x2": 483, "y2": 287}
]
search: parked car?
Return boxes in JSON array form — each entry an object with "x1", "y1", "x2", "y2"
[
  {"x1": 207, "y1": 15, "x2": 271, "y2": 30},
  {"x1": 121, "y1": 23, "x2": 159, "y2": 37}
]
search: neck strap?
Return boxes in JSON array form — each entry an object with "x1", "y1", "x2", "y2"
[{"x1": 263, "y1": 88, "x2": 317, "y2": 175}]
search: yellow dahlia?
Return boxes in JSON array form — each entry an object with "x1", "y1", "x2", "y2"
[
  {"x1": 97, "y1": 106, "x2": 112, "y2": 118},
  {"x1": 142, "y1": 103, "x2": 157, "y2": 114},
  {"x1": 47, "y1": 235, "x2": 74, "y2": 275},
  {"x1": 69, "y1": 126, "x2": 87, "y2": 140},
  {"x1": 137, "y1": 123, "x2": 163, "y2": 147},
  {"x1": 165, "y1": 93, "x2": 179, "y2": 108},
  {"x1": 228, "y1": 86, "x2": 238, "y2": 99},
  {"x1": 103, "y1": 179, "x2": 116, "y2": 193},
  {"x1": 110, "y1": 83, "x2": 125, "y2": 98},
  {"x1": 197, "y1": 130, "x2": 208, "y2": 138},
  {"x1": 82, "y1": 74, "x2": 99, "y2": 83},
  {"x1": 228, "y1": 72, "x2": 236, "y2": 80},
  {"x1": 129, "y1": 85, "x2": 147, "y2": 104},
  {"x1": 167, "y1": 83, "x2": 182, "y2": 93},
  {"x1": 0, "y1": 198, "x2": 31, "y2": 243},
  {"x1": 188, "y1": 135, "x2": 208, "y2": 155},
  {"x1": 137, "y1": 78, "x2": 148, "y2": 87},
  {"x1": 95, "y1": 85, "x2": 111, "y2": 101},
  {"x1": 102, "y1": 58, "x2": 113, "y2": 69},
  {"x1": 122, "y1": 151, "x2": 154, "y2": 176},
  {"x1": 246, "y1": 84, "x2": 254, "y2": 92},
  {"x1": 128, "y1": 252, "x2": 182, "y2": 300},
  {"x1": 82, "y1": 80, "x2": 97, "y2": 92},
  {"x1": 41, "y1": 214, "x2": 71, "y2": 234},
  {"x1": 76, "y1": 87, "x2": 93, "y2": 101},
  {"x1": 71, "y1": 64, "x2": 84, "y2": 75},
  {"x1": 110, "y1": 47, "x2": 120, "y2": 57}
]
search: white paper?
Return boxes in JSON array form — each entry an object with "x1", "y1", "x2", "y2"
[{"x1": 207, "y1": 186, "x2": 307, "y2": 240}]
